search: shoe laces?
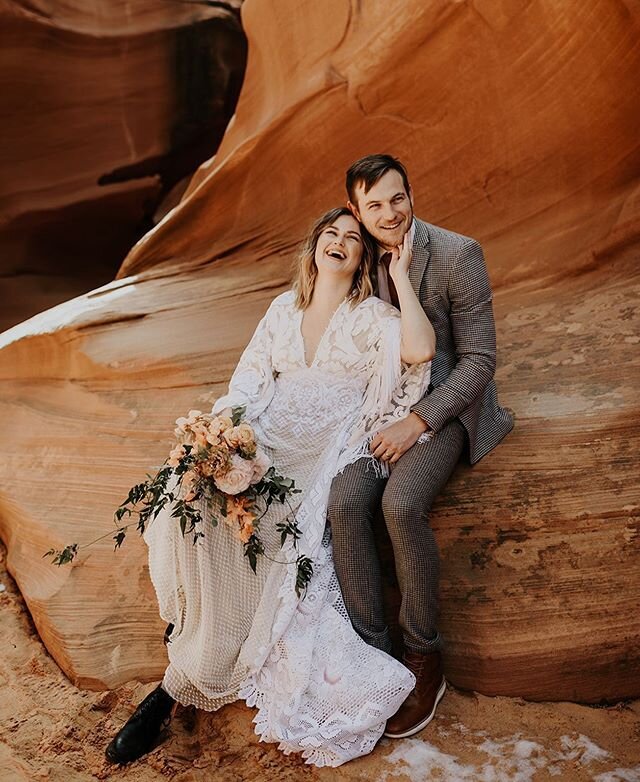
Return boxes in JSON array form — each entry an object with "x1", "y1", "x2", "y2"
[{"x1": 402, "y1": 652, "x2": 426, "y2": 678}]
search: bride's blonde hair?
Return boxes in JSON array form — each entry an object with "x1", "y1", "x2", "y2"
[{"x1": 293, "y1": 207, "x2": 377, "y2": 310}]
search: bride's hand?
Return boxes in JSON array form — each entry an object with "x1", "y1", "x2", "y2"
[{"x1": 388, "y1": 232, "x2": 412, "y2": 281}]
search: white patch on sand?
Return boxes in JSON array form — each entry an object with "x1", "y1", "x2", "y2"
[
  {"x1": 381, "y1": 740, "x2": 478, "y2": 781},
  {"x1": 0, "y1": 278, "x2": 137, "y2": 349},
  {"x1": 560, "y1": 734, "x2": 610, "y2": 764},
  {"x1": 380, "y1": 729, "x2": 624, "y2": 782},
  {"x1": 595, "y1": 770, "x2": 640, "y2": 782}
]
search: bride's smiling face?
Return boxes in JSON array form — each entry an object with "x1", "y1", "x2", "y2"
[{"x1": 314, "y1": 214, "x2": 364, "y2": 280}]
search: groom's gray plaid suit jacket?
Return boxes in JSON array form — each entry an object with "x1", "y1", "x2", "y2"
[{"x1": 407, "y1": 218, "x2": 513, "y2": 463}]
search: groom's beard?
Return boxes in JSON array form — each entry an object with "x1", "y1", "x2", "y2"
[{"x1": 370, "y1": 208, "x2": 414, "y2": 251}]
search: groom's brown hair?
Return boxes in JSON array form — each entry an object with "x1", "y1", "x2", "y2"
[{"x1": 346, "y1": 154, "x2": 411, "y2": 204}]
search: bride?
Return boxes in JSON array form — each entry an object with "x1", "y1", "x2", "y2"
[{"x1": 105, "y1": 206, "x2": 435, "y2": 768}]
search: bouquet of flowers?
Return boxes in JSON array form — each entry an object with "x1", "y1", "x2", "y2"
[{"x1": 45, "y1": 406, "x2": 313, "y2": 596}]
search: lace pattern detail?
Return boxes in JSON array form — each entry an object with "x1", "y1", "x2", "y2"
[{"x1": 145, "y1": 291, "x2": 430, "y2": 765}]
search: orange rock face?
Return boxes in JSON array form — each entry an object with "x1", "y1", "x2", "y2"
[
  {"x1": 0, "y1": 0, "x2": 638, "y2": 702},
  {"x1": 0, "y1": 0, "x2": 246, "y2": 331}
]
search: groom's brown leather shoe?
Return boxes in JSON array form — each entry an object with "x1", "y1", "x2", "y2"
[{"x1": 384, "y1": 650, "x2": 446, "y2": 738}]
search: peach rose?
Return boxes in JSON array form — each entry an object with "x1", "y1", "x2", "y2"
[
  {"x1": 219, "y1": 415, "x2": 234, "y2": 431},
  {"x1": 175, "y1": 409, "x2": 202, "y2": 429},
  {"x1": 223, "y1": 423, "x2": 256, "y2": 450},
  {"x1": 190, "y1": 422, "x2": 210, "y2": 450},
  {"x1": 250, "y1": 447, "x2": 271, "y2": 484},
  {"x1": 174, "y1": 410, "x2": 205, "y2": 444},
  {"x1": 205, "y1": 429, "x2": 221, "y2": 446},
  {"x1": 167, "y1": 443, "x2": 187, "y2": 467},
  {"x1": 214, "y1": 454, "x2": 254, "y2": 495},
  {"x1": 203, "y1": 415, "x2": 233, "y2": 445}
]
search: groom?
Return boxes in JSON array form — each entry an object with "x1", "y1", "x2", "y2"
[{"x1": 327, "y1": 154, "x2": 513, "y2": 738}]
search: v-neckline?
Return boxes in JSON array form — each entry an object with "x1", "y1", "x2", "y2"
[{"x1": 298, "y1": 297, "x2": 347, "y2": 369}]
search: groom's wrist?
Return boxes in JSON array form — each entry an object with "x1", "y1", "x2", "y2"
[
  {"x1": 412, "y1": 395, "x2": 448, "y2": 434},
  {"x1": 409, "y1": 411, "x2": 430, "y2": 434},
  {"x1": 410, "y1": 412, "x2": 435, "y2": 445}
]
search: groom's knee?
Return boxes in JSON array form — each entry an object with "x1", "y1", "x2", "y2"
[
  {"x1": 327, "y1": 488, "x2": 370, "y2": 534},
  {"x1": 381, "y1": 482, "x2": 435, "y2": 537}
]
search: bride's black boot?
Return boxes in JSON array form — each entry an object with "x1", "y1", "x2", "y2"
[
  {"x1": 163, "y1": 623, "x2": 175, "y2": 645},
  {"x1": 105, "y1": 685, "x2": 175, "y2": 764}
]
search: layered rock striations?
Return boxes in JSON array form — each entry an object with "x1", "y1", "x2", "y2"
[
  {"x1": 0, "y1": 0, "x2": 638, "y2": 701},
  {"x1": 0, "y1": 0, "x2": 246, "y2": 331}
]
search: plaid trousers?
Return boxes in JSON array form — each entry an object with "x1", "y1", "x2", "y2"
[{"x1": 327, "y1": 418, "x2": 465, "y2": 655}]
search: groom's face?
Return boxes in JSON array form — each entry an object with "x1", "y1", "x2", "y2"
[{"x1": 348, "y1": 169, "x2": 413, "y2": 251}]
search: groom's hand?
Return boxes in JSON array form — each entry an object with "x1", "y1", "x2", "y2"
[{"x1": 370, "y1": 413, "x2": 429, "y2": 464}]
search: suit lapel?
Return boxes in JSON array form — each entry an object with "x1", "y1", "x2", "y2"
[{"x1": 409, "y1": 218, "x2": 431, "y2": 298}]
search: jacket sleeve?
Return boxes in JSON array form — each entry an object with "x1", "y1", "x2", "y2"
[{"x1": 412, "y1": 239, "x2": 496, "y2": 432}]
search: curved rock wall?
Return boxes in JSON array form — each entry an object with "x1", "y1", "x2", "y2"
[
  {"x1": 0, "y1": 0, "x2": 245, "y2": 331},
  {"x1": 0, "y1": 0, "x2": 638, "y2": 701}
]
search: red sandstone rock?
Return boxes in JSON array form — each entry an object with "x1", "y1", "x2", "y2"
[
  {"x1": 0, "y1": 0, "x2": 245, "y2": 331},
  {"x1": 0, "y1": 0, "x2": 638, "y2": 701}
]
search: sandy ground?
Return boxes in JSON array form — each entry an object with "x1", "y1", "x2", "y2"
[{"x1": 1, "y1": 544, "x2": 639, "y2": 782}]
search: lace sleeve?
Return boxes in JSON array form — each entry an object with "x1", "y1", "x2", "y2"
[
  {"x1": 211, "y1": 297, "x2": 280, "y2": 421},
  {"x1": 337, "y1": 299, "x2": 431, "y2": 475}
]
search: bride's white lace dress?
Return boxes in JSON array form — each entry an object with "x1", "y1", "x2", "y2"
[{"x1": 144, "y1": 290, "x2": 431, "y2": 766}]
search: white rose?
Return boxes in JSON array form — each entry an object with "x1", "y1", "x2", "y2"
[
  {"x1": 214, "y1": 454, "x2": 254, "y2": 495},
  {"x1": 250, "y1": 447, "x2": 272, "y2": 484}
]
